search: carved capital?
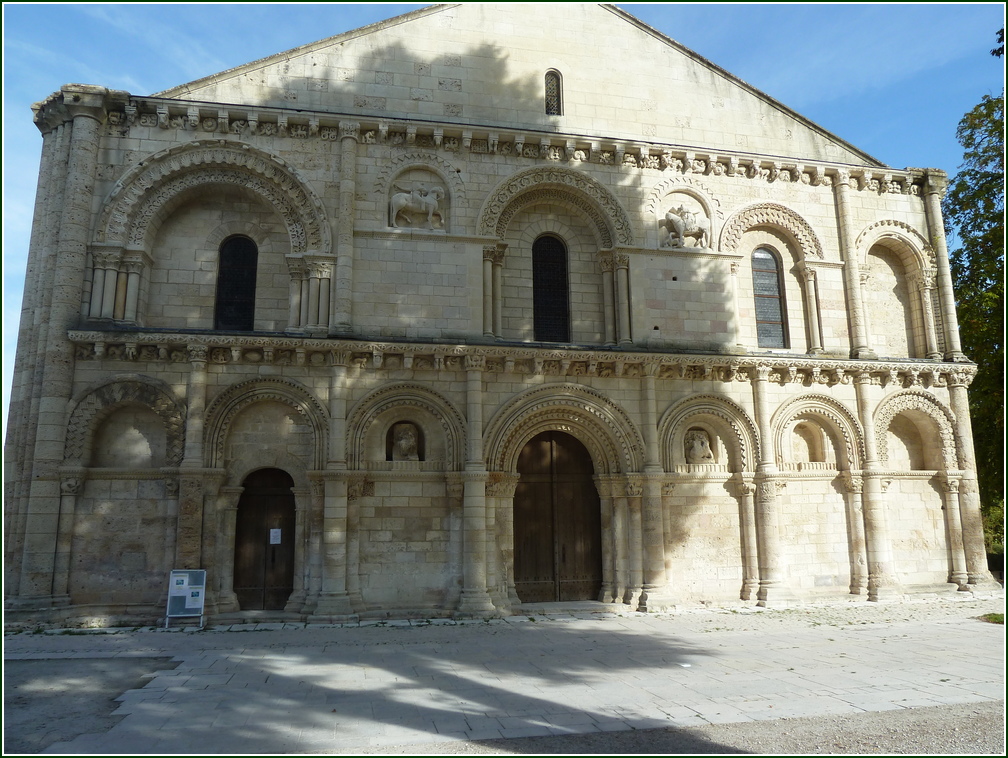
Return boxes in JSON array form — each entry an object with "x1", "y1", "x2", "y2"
[
  {"x1": 339, "y1": 121, "x2": 360, "y2": 140},
  {"x1": 187, "y1": 344, "x2": 208, "y2": 364}
]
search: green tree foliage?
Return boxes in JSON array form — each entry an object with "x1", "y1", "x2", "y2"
[{"x1": 941, "y1": 30, "x2": 1004, "y2": 556}]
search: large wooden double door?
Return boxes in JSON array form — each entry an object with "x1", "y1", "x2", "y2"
[
  {"x1": 514, "y1": 431, "x2": 602, "y2": 602},
  {"x1": 233, "y1": 468, "x2": 296, "y2": 611}
]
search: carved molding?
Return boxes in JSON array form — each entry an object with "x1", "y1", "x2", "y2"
[
  {"x1": 854, "y1": 218, "x2": 936, "y2": 269},
  {"x1": 873, "y1": 389, "x2": 959, "y2": 470},
  {"x1": 769, "y1": 393, "x2": 864, "y2": 470},
  {"x1": 719, "y1": 202, "x2": 825, "y2": 259},
  {"x1": 64, "y1": 377, "x2": 186, "y2": 467},
  {"x1": 657, "y1": 395, "x2": 760, "y2": 473},
  {"x1": 483, "y1": 383, "x2": 644, "y2": 475},
  {"x1": 95, "y1": 141, "x2": 331, "y2": 255},
  {"x1": 203, "y1": 376, "x2": 329, "y2": 469},
  {"x1": 345, "y1": 382, "x2": 465, "y2": 470},
  {"x1": 477, "y1": 166, "x2": 634, "y2": 247}
]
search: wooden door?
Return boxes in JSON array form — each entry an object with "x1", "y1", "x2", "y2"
[
  {"x1": 233, "y1": 468, "x2": 296, "y2": 611},
  {"x1": 514, "y1": 432, "x2": 602, "y2": 602}
]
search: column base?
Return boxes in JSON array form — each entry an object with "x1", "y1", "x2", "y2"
[
  {"x1": 756, "y1": 581, "x2": 801, "y2": 607},
  {"x1": 456, "y1": 589, "x2": 495, "y2": 615},
  {"x1": 312, "y1": 592, "x2": 354, "y2": 617},
  {"x1": 967, "y1": 572, "x2": 1004, "y2": 591},
  {"x1": 851, "y1": 347, "x2": 878, "y2": 360},
  {"x1": 867, "y1": 577, "x2": 904, "y2": 602}
]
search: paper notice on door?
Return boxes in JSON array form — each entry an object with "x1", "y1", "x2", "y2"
[{"x1": 269, "y1": 528, "x2": 282, "y2": 545}]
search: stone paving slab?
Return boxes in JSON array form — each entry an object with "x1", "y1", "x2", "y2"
[{"x1": 4, "y1": 595, "x2": 1003, "y2": 754}]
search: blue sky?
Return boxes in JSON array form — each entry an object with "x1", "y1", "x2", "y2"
[{"x1": 2, "y1": 2, "x2": 1005, "y2": 433}]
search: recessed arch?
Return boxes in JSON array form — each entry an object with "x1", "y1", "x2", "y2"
[
  {"x1": 204, "y1": 377, "x2": 329, "y2": 469},
  {"x1": 484, "y1": 384, "x2": 644, "y2": 475},
  {"x1": 94, "y1": 140, "x2": 331, "y2": 256},
  {"x1": 720, "y1": 202, "x2": 824, "y2": 260},
  {"x1": 477, "y1": 166, "x2": 635, "y2": 248},
  {"x1": 874, "y1": 390, "x2": 958, "y2": 471},
  {"x1": 658, "y1": 395, "x2": 759, "y2": 473},
  {"x1": 64, "y1": 376, "x2": 185, "y2": 467},
  {"x1": 770, "y1": 394, "x2": 864, "y2": 471}
]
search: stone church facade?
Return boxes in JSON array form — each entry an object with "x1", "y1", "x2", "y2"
[{"x1": 4, "y1": 4, "x2": 996, "y2": 625}]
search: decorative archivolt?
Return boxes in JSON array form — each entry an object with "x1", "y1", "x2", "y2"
[
  {"x1": 484, "y1": 384, "x2": 643, "y2": 475},
  {"x1": 854, "y1": 219, "x2": 935, "y2": 270},
  {"x1": 719, "y1": 202, "x2": 824, "y2": 259},
  {"x1": 64, "y1": 376, "x2": 185, "y2": 466},
  {"x1": 644, "y1": 176, "x2": 722, "y2": 220},
  {"x1": 345, "y1": 383, "x2": 466, "y2": 470},
  {"x1": 94, "y1": 141, "x2": 331, "y2": 255},
  {"x1": 769, "y1": 394, "x2": 863, "y2": 470},
  {"x1": 373, "y1": 151, "x2": 466, "y2": 205},
  {"x1": 874, "y1": 389, "x2": 958, "y2": 470},
  {"x1": 657, "y1": 395, "x2": 759, "y2": 472},
  {"x1": 477, "y1": 166, "x2": 634, "y2": 247},
  {"x1": 203, "y1": 377, "x2": 329, "y2": 469}
]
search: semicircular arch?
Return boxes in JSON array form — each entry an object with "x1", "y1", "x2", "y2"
[
  {"x1": 477, "y1": 166, "x2": 635, "y2": 248},
  {"x1": 204, "y1": 376, "x2": 329, "y2": 469},
  {"x1": 94, "y1": 140, "x2": 331, "y2": 255},
  {"x1": 658, "y1": 395, "x2": 759, "y2": 472},
  {"x1": 484, "y1": 384, "x2": 643, "y2": 475},
  {"x1": 64, "y1": 375, "x2": 186, "y2": 467},
  {"x1": 770, "y1": 393, "x2": 864, "y2": 470},
  {"x1": 719, "y1": 202, "x2": 824, "y2": 260},
  {"x1": 873, "y1": 389, "x2": 958, "y2": 471}
]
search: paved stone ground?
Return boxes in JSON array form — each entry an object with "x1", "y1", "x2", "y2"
[{"x1": 3, "y1": 594, "x2": 1004, "y2": 755}]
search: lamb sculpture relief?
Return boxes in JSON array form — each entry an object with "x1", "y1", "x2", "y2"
[
  {"x1": 662, "y1": 205, "x2": 710, "y2": 249},
  {"x1": 390, "y1": 185, "x2": 446, "y2": 229}
]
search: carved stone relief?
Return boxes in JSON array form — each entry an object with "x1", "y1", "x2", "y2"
[
  {"x1": 388, "y1": 167, "x2": 449, "y2": 230},
  {"x1": 684, "y1": 428, "x2": 715, "y2": 463},
  {"x1": 661, "y1": 195, "x2": 711, "y2": 249},
  {"x1": 391, "y1": 422, "x2": 421, "y2": 461}
]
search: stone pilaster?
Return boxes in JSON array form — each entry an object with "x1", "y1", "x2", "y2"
[
  {"x1": 947, "y1": 371, "x2": 997, "y2": 586},
  {"x1": 923, "y1": 171, "x2": 967, "y2": 361},
  {"x1": 331, "y1": 121, "x2": 359, "y2": 333},
  {"x1": 215, "y1": 486, "x2": 243, "y2": 613},
  {"x1": 458, "y1": 356, "x2": 494, "y2": 614},
  {"x1": 833, "y1": 170, "x2": 875, "y2": 359},
  {"x1": 640, "y1": 365, "x2": 667, "y2": 602},
  {"x1": 841, "y1": 472, "x2": 868, "y2": 595},
  {"x1": 16, "y1": 86, "x2": 108, "y2": 604}
]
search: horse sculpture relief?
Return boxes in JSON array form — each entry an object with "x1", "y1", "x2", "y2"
[
  {"x1": 662, "y1": 205, "x2": 710, "y2": 248},
  {"x1": 390, "y1": 186, "x2": 445, "y2": 229}
]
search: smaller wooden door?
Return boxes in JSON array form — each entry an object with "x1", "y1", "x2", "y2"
[
  {"x1": 233, "y1": 469, "x2": 296, "y2": 611},
  {"x1": 514, "y1": 431, "x2": 602, "y2": 602}
]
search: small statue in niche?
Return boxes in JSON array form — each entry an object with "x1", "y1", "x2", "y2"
[
  {"x1": 685, "y1": 429, "x2": 715, "y2": 464},
  {"x1": 390, "y1": 184, "x2": 445, "y2": 229},
  {"x1": 391, "y1": 422, "x2": 420, "y2": 461},
  {"x1": 662, "y1": 204, "x2": 710, "y2": 248}
]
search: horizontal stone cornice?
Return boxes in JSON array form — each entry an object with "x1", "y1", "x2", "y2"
[{"x1": 68, "y1": 329, "x2": 976, "y2": 390}]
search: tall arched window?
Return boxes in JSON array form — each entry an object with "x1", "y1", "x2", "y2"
[
  {"x1": 532, "y1": 235, "x2": 570, "y2": 342},
  {"x1": 545, "y1": 70, "x2": 563, "y2": 116},
  {"x1": 214, "y1": 235, "x2": 258, "y2": 331},
  {"x1": 751, "y1": 248, "x2": 788, "y2": 348}
]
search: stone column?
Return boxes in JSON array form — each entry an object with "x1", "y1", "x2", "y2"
[
  {"x1": 752, "y1": 364, "x2": 786, "y2": 605},
  {"x1": 640, "y1": 365, "x2": 667, "y2": 600},
  {"x1": 595, "y1": 476, "x2": 616, "y2": 603},
  {"x1": 661, "y1": 481, "x2": 675, "y2": 586},
  {"x1": 912, "y1": 270, "x2": 942, "y2": 360},
  {"x1": 459, "y1": 356, "x2": 494, "y2": 614},
  {"x1": 284, "y1": 486, "x2": 310, "y2": 612},
  {"x1": 215, "y1": 486, "x2": 243, "y2": 612},
  {"x1": 923, "y1": 171, "x2": 966, "y2": 361},
  {"x1": 841, "y1": 472, "x2": 868, "y2": 595},
  {"x1": 50, "y1": 476, "x2": 83, "y2": 603},
  {"x1": 833, "y1": 170, "x2": 875, "y2": 359},
  {"x1": 182, "y1": 345, "x2": 208, "y2": 466},
  {"x1": 598, "y1": 252, "x2": 617, "y2": 346},
  {"x1": 314, "y1": 353, "x2": 353, "y2": 617},
  {"x1": 854, "y1": 371, "x2": 899, "y2": 600},
  {"x1": 445, "y1": 475, "x2": 465, "y2": 609},
  {"x1": 730, "y1": 260, "x2": 744, "y2": 348},
  {"x1": 626, "y1": 477, "x2": 644, "y2": 608},
  {"x1": 482, "y1": 246, "x2": 495, "y2": 338},
  {"x1": 801, "y1": 265, "x2": 823, "y2": 353},
  {"x1": 122, "y1": 256, "x2": 145, "y2": 323},
  {"x1": 939, "y1": 476, "x2": 969, "y2": 590},
  {"x1": 17, "y1": 87, "x2": 109, "y2": 602},
  {"x1": 733, "y1": 477, "x2": 759, "y2": 601},
  {"x1": 612, "y1": 479, "x2": 629, "y2": 603},
  {"x1": 946, "y1": 371, "x2": 995, "y2": 585},
  {"x1": 615, "y1": 252, "x2": 632, "y2": 345},
  {"x1": 331, "y1": 121, "x2": 359, "y2": 333}
]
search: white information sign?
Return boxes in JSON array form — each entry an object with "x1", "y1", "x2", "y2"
[{"x1": 165, "y1": 569, "x2": 206, "y2": 628}]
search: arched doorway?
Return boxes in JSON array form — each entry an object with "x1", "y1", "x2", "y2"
[
  {"x1": 514, "y1": 431, "x2": 602, "y2": 602},
  {"x1": 233, "y1": 468, "x2": 296, "y2": 610}
]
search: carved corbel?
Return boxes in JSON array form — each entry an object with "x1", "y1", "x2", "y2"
[
  {"x1": 217, "y1": 109, "x2": 229, "y2": 133},
  {"x1": 277, "y1": 113, "x2": 288, "y2": 136},
  {"x1": 156, "y1": 104, "x2": 169, "y2": 129},
  {"x1": 186, "y1": 106, "x2": 200, "y2": 129}
]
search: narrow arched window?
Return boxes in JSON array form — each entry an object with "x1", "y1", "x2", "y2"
[
  {"x1": 545, "y1": 70, "x2": 563, "y2": 116},
  {"x1": 214, "y1": 235, "x2": 258, "y2": 331},
  {"x1": 533, "y1": 235, "x2": 570, "y2": 342},
  {"x1": 752, "y1": 248, "x2": 788, "y2": 348}
]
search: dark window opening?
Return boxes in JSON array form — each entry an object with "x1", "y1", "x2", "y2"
[
  {"x1": 545, "y1": 71, "x2": 563, "y2": 116},
  {"x1": 533, "y1": 235, "x2": 570, "y2": 342},
  {"x1": 214, "y1": 235, "x2": 258, "y2": 331},
  {"x1": 752, "y1": 248, "x2": 788, "y2": 348}
]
